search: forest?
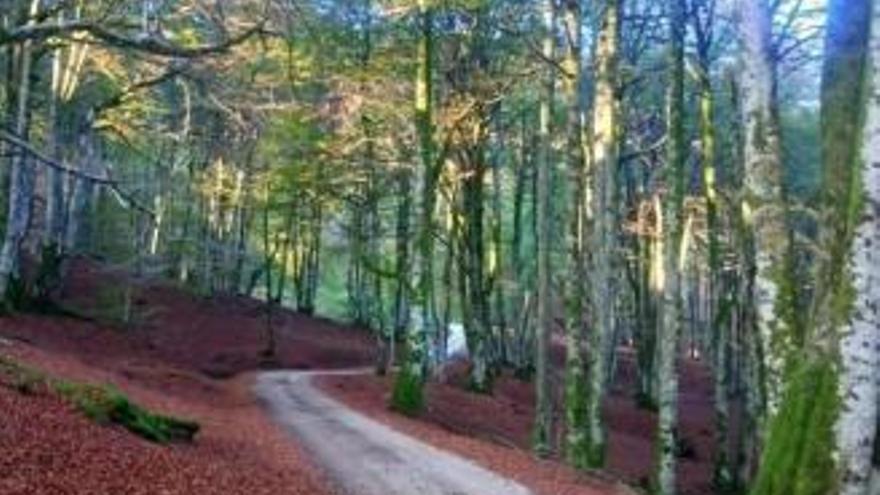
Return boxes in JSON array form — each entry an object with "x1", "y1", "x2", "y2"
[{"x1": 0, "y1": 0, "x2": 878, "y2": 495}]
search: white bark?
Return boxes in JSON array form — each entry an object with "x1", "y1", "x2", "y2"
[
  {"x1": 655, "y1": 195, "x2": 679, "y2": 495},
  {"x1": 836, "y1": 4, "x2": 880, "y2": 493},
  {"x1": 738, "y1": 0, "x2": 787, "y2": 416}
]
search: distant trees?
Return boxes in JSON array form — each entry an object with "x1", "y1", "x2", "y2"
[{"x1": 0, "y1": 1, "x2": 265, "y2": 308}]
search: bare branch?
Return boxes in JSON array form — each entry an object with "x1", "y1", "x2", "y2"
[{"x1": 0, "y1": 130, "x2": 156, "y2": 219}]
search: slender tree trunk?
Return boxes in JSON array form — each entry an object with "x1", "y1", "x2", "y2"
[
  {"x1": 44, "y1": 31, "x2": 66, "y2": 252},
  {"x1": 440, "y1": 181, "x2": 457, "y2": 368},
  {"x1": 511, "y1": 109, "x2": 532, "y2": 374},
  {"x1": 655, "y1": 1, "x2": 686, "y2": 493},
  {"x1": 262, "y1": 186, "x2": 276, "y2": 359},
  {"x1": 636, "y1": 196, "x2": 659, "y2": 408},
  {"x1": 460, "y1": 141, "x2": 491, "y2": 391},
  {"x1": 560, "y1": 0, "x2": 590, "y2": 469},
  {"x1": 233, "y1": 152, "x2": 254, "y2": 293},
  {"x1": 393, "y1": 169, "x2": 412, "y2": 348},
  {"x1": 395, "y1": 0, "x2": 436, "y2": 402},
  {"x1": 489, "y1": 132, "x2": 506, "y2": 365},
  {"x1": 415, "y1": 0, "x2": 439, "y2": 365},
  {"x1": 532, "y1": 0, "x2": 555, "y2": 457},
  {"x1": 304, "y1": 202, "x2": 322, "y2": 313},
  {"x1": 583, "y1": 0, "x2": 621, "y2": 468}
]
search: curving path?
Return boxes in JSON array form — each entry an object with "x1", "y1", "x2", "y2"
[{"x1": 254, "y1": 370, "x2": 534, "y2": 495}]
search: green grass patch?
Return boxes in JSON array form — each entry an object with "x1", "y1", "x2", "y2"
[{"x1": 0, "y1": 356, "x2": 199, "y2": 444}]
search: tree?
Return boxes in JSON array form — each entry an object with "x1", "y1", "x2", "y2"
[
  {"x1": 738, "y1": 0, "x2": 789, "y2": 421},
  {"x1": 582, "y1": 0, "x2": 622, "y2": 469},
  {"x1": 392, "y1": 0, "x2": 436, "y2": 413},
  {"x1": 821, "y1": 1, "x2": 879, "y2": 493},
  {"x1": 655, "y1": 0, "x2": 686, "y2": 493},
  {"x1": 561, "y1": 0, "x2": 590, "y2": 469},
  {"x1": 533, "y1": 0, "x2": 555, "y2": 457}
]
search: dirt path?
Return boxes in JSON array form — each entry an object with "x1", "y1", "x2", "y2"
[{"x1": 254, "y1": 370, "x2": 534, "y2": 495}]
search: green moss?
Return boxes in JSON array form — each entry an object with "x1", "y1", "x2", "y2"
[
  {"x1": 389, "y1": 365, "x2": 424, "y2": 416},
  {"x1": 3, "y1": 275, "x2": 28, "y2": 313},
  {"x1": 750, "y1": 357, "x2": 839, "y2": 495},
  {"x1": 565, "y1": 354, "x2": 607, "y2": 468},
  {"x1": 54, "y1": 382, "x2": 200, "y2": 443},
  {"x1": 0, "y1": 357, "x2": 198, "y2": 444}
]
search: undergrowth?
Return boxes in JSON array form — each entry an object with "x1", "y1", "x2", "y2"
[{"x1": 0, "y1": 356, "x2": 199, "y2": 444}]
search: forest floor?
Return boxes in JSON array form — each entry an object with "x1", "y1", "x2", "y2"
[
  {"x1": 0, "y1": 258, "x2": 631, "y2": 495},
  {"x1": 0, "y1": 258, "x2": 373, "y2": 495}
]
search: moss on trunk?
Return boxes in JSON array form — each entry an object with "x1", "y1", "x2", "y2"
[{"x1": 750, "y1": 358, "x2": 838, "y2": 495}]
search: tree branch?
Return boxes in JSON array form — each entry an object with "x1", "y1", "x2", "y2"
[
  {"x1": 1, "y1": 20, "x2": 264, "y2": 59},
  {"x1": 0, "y1": 130, "x2": 155, "y2": 219}
]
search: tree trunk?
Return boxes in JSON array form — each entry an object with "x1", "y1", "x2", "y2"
[
  {"x1": 395, "y1": 0, "x2": 436, "y2": 402},
  {"x1": 583, "y1": 0, "x2": 621, "y2": 468},
  {"x1": 415, "y1": 0, "x2": 439, "y2": 364},
  {"x1": 44, "y1": 36, "x2": 66, "y2": 252},
  {"x1": 489, "y1": 130, "x2": 506, "y2": 366},
  {"x1": 393, "y1": 168, "x2": 412, "y2": 347},
  {"x1": 739, "y1": 0, "x2": 788, "y2": 418},
  {"x1": 828, "y1": 2, "x2": 880, "y2": 493},
  {"x1": 460, "y1": 143, "x2": 490, "y2": 392},
  {"x1": 655, "y1": 0, "x2": 686, "y2": 493},
  {"x1": 511, "y1": 108, "x2": 533, "y2": 374},
  {"x1": 262, "y1": 186, "x2": 275, "y2": 359},
  {"x1": 532, "y1": 0, "x2": 555, "y2": 457},
  {"x1": 560, "y1": 0, "x2": 590, "y2": 469}
]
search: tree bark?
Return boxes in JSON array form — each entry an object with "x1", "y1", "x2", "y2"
[
  {"x1": 583, "y1": 0, "x2": 621, "y2": 468},
  {"x1": 739, "y1": 0, "x2": 788, "y2": 418},
  {"x1": 829, "y1": 1, "x2": 880, "y2": 493},
  {"x1": 656, "y1": 0, "x2": 686, "y2": 493},
  {"x1": 532, "y1": 0, "x2": 555, "y2": 458},
  {"x1": 561, "y1": 0, "x2": 590, "y2": 469}
]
